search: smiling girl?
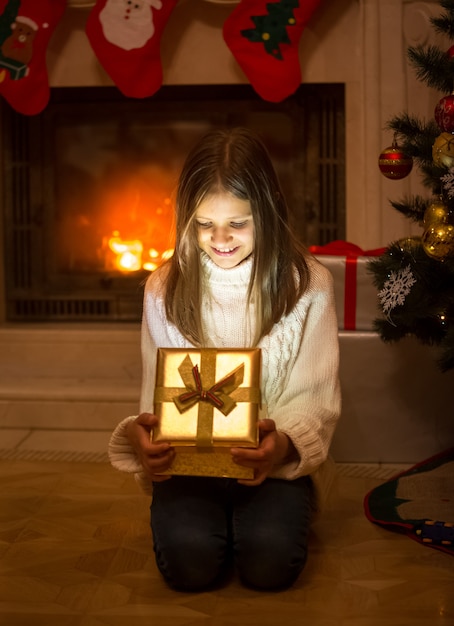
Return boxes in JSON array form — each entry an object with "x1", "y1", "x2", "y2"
[{"x1": 108, "y1": 127, "x2": 341, "y2": 591}]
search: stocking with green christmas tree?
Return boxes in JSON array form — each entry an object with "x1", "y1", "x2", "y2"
[
  {"x1": 223, "y1": 0, "x2": 321, "y2": 102},
  {"x1": 0, "y1": 0, "x2": 67, "y2": 115}
]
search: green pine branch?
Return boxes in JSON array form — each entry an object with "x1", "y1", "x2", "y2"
[
  {"x1": 368, "y1": 242, "x2": 454, "y2": 364},
  {"x1": 385, "y1": 114, "x2": 446, "y2": 194},
  {"x1": 431, "y1": 0, "x2": 454, "y2": 38},
  {"x1": 407, "y1": 45, "x2": 454, "y2": 93},
  {"x1": 386, "y1": 114, "x2": 439, "y2": 158},
  {"x1": 389, "y1": 196, "x2": 430, "y2": 223}
]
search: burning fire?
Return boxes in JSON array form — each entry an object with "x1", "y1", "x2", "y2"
[
  {"x1": 92, "y1": 167, "x2": 177, "y2": 274},
  {"x1": 107, "y1": 231, "x2": 174, "y2": 273}
]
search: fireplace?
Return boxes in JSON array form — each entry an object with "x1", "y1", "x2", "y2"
[{"x1": 1, "y1": 84, "x2": 345, "y2": 322}]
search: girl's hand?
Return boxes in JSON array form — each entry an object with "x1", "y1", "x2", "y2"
[
  {"x1": 230, "y1": 419, "x2": 297, "y2": 486},
  {"x1": 126, "y1": 413, "x2": 175, "y2": 482}
]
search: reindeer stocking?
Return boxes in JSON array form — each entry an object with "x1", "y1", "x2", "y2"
[{"x1": 0, "y1": 0, "x2": 67, "y2": 115}]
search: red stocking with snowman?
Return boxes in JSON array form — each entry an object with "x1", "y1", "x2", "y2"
[
  {"x1": 86, "y1": 0, "x2": 180, "y2": 99},
  {"x1": 0, "y1": 0, "x2": 67, "y2": 115}
]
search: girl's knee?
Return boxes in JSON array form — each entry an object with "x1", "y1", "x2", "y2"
[
  {"x1": 237, "y1": 555, "x2": 307, "y2": 590},
  {"x1": 153, "y1": 529, "x2": 230, "y2": 591},
  {"x1": 235, "y1": 535, "x2": 308, "y2": 590},
  {"x1": 157, "y1": 556, "x2": 228, "y2": 592}
]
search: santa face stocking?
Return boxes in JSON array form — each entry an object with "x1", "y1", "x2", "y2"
[
  {"x1": 86, "y1": 0, "x2": 180, "y2": 99},
  {"x1": 223, "y1": 0, "x2": 321, "y2": 103},
  {"x1": 0, "y1": 0, "x2": 67, "y2": 115}
]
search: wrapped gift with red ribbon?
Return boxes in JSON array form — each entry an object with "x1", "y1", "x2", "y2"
[
  {"x1": 309, "y1": 241, "x2": 386, "y2": 331},
  {"x1": 152, "y1": 347, "x2": 261, "y2": 479}
]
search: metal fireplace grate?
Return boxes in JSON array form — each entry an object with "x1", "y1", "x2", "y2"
[{"x1": 12, "y1": 298, "x2": 113, "y2": 321}]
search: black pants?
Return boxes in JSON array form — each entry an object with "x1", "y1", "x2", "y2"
[{"x1": 150, "y1": 474, "x2": 314, "y2": 591}]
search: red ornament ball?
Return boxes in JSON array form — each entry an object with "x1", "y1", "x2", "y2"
[
  {"x1": 447, "y1": 45, "x2": 454, "y2": 59},
  {"x1": 378, "y1": 145, "x2": 413, "y2": 180},
  {"x1": 435, "y1": 94, "x2": 454, "y2": 132}
]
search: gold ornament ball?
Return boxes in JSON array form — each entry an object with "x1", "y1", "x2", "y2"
[
  {"x1": 396, "y1": 236, "x2": 422, "y2": 252},
  {"x1": 422, "y1": 223, "x2": 454, "y2": 259},
  {"x1": 423, "y1": 200, "x2": 450, "y2": 227},
  {"x1": 432, "y1": 132, "x2": 454, "y2": 167}
]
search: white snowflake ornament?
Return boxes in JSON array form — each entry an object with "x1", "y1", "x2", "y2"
[
  {"x1": 378, "y1": 265, "x2": 417, "y2": 314},
  {"x1": 441, "y1": 167, "x2": 454, "y2": 199}
]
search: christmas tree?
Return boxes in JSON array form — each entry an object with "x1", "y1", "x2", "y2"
[{"x1": 369, "y1": 0, "x2": 454, "y2": 372}]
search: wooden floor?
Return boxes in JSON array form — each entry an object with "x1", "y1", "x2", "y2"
[{"x1": 0, "y1": 459, "x2": 453, "y2": 626}]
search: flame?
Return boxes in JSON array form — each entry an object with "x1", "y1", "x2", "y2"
[
  {"x1": 107, "y1": 231, "x2": 174, "y2": 273},
  {"x1": 108, "y1": 233, "x2": 143, "y2": 272}
]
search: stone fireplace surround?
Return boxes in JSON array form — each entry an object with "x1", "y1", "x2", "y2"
[{"x1": 1, "y1": 0, "x2": 453, "y2": 463}]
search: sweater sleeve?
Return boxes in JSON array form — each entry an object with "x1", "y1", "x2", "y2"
[
  {"x1": 106, "y1": 414, "x2": 154, "y2": 495},
  {"x1": 107, "y1": 273, "x2": 163, "y2": 482},
  {"x1": 107, "y1": 267, "x2": 189, "y2": 493},
  {"x1": 268, "y1": 260, "x2": 341, "y2": 481}
]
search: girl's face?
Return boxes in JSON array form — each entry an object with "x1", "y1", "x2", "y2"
[{"x1": 194, "y1": 193, "x2": 254, "y2": 269}]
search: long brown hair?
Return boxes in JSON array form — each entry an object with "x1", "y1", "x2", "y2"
[{"x1": 163, "y1": 127, "x2": 309, "y2": 346}]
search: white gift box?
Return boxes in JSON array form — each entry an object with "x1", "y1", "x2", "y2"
[{"x1": 311, "y1": 241, "x2": 386, "y2": 331}]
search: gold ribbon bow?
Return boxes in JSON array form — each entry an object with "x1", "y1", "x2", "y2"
[
  {"x1": 154, "y1": 349, "x2": 260, "y2": 449},
  {"x1": 174, "y1": 354, "x2": 244, "y2": 416}
]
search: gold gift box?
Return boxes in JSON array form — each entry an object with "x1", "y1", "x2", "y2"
[{"x1": 152, "y1": 348, "x2": 261, "y2": 479}]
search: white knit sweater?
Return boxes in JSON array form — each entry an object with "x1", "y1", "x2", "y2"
[{"x1": 108, "y1": 253, "x2": 341, "y2": 509}]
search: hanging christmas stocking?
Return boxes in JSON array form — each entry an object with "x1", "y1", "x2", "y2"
[
  {"x1": 223, "y1": 0, "x2": 321, "y2": 103},
  {"x1": 0, "y1": 0, "x2": 67, "y2": 115},
  {"x1": 86, "y1": 0, "x2": 180, "y2": 99}
]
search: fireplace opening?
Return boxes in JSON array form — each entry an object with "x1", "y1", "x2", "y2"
[{"x1": 1, "y1": 84, "x2": 345, "y2": 323}]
